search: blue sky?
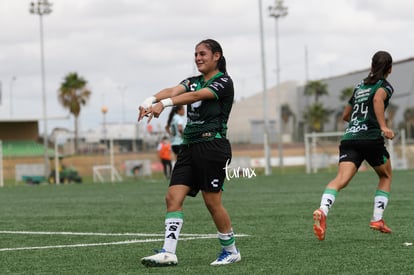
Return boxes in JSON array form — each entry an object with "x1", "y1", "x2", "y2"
[{"x1": 1, "y1": 0, "x2": 413, "y2": 134}]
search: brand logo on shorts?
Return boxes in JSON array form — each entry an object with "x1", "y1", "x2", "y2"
[
  {"x1": 211, "y1": 179, "x2": 219, "y2": 188},
  {"x1": 339, "y1": 154, "x2": 348, "y2": 160}
]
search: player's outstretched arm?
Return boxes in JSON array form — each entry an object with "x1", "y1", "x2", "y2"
[{"x1": 137, "y1": 85, "x2": 185, "y2": 122}]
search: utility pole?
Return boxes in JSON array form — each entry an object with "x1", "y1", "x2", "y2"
[
  {"x1": 30, "y1": 0, "x2": 53, "y2": 178},
  {"x1": 269, "y1": 0, "x2": 288, "y2": 170}
]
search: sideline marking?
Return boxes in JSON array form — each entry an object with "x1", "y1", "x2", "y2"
[
  {"x1": 0, "y1": 231, "x2": 248, "y2": 252},
  {"x1": 0, "y1": 230, "x2": 216, "y2": 237}
]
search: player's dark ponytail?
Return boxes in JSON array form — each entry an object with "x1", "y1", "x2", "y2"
[
  {"x1": 364, "y1": 51, "x2": 393, "y2": 85},
  {"x1": 197, "y1": 39, "x2": 227, "y2": 74}
]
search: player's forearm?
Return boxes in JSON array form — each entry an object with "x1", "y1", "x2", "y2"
[
  {"x1": 373, "y1": 98, "x2": 387, "y2": 129},
  {"x1": 154, "y1": 87, "x2": 176, "y2": 101}
]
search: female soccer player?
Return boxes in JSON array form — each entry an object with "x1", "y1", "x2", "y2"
[
  {"x1": 138, "y1": 39, "x2": 240, "y2": 266},
  {"x1": 165, "y1": 105, "x2": 186, "y2": 158},
  {"x1": 313, "y1": 51, "x2": 395, "y2": 241}
]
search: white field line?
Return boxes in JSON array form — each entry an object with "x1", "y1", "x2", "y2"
[
  {"x1": 0, "y1": 230, "x2": 216, "y2": 237},
  {"x1": 0, "y1": 231, "x2": 248, "y2": 252}
]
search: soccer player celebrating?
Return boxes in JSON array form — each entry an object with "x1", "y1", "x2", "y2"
[
  {"x1": 313, "y1": 51, "x2": 395, "y2": 241},
  {"x1": 138, "y1": 39, "x2": 240, "y2": 266}
]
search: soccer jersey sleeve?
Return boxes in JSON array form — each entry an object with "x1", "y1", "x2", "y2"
[{"x1": 206, "y1": 76, "x2": 234, "y2": 99}]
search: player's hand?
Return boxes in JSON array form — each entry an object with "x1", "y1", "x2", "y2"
[
  {"x1": 137, "y1": 106, "x2": 151, "y2": 122},
  {"x1": 137, "y1": 96, "x2": 156, "y2": 122},
  {"x1": 381, "y1": 127, "x2": 395, "y2": 140},
  {"x1": 146, "y1": 102, "x2": 164, "y2": 123}
]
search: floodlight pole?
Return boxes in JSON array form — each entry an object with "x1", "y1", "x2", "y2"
[
  {"x1": 9, "y1": 76, "x2": 16, "y2": 117},
  {"x1": 30, "y1": 0, "x2": 52, "y2": 179},
  {"x1": 258, "y1": 0, "x2": 272, "y2": 175},
  {"x1": 101, "y1": 106, "x2": 108, "y2": 144},
  {"x1": 118, "y1": 85, "x2": 127, "y2": 124},
  {"x1": 269, "y1": 0, "x2": 288, "y2": 170}
]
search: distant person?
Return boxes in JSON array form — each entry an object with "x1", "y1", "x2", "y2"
[
  {"x1": 157, "y1": 136, "x2": 172, "y2": 179},
  {"x1": 138, "y1": 39, "x2": 240, "y2": 267},
  {"x1": 165, "y1": 105, "x2": 186, "y2": 158},
  {"x1": 313, "y1": 51, "x2": 395, "y2": 241}
]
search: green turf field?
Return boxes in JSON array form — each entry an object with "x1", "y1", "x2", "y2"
[{"x1": 1, "y1": 169, "x2": 413, "y2": 274}]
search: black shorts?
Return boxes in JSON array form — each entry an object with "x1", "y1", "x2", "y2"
[
  {"x1": 172, "y1": 145, "x2": 182, "y2": 155},
  {"x1": 170, "y1": 139, "x2": 232, "y2": 197},
  {"x1": 339, "y1": 139, "x2": 390, "y2": 168}
]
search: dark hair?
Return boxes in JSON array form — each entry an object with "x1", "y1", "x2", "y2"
[
  {"x1": 166, "y1": 105, "x2": 184, "y2": 127},
  {"x1": 364, "y1": 51, "x2": 393, "y2": 85},
  {"x1": 197, "y1": 39, "x2": 227, "y2": 74}
]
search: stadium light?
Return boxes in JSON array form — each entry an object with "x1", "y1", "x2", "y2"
[
  {"x1": 101, "y1": 105, "x2": 108, "y2": 141},
  {"x1": 269, "y1": 0, "x2": 288, "y2": 169},
  {"x1": 30, "y1": 0, "x2": 52, "y2": 178},
  {"x1": 258, "y1": 0, "x2": 272, "y2": 175}
]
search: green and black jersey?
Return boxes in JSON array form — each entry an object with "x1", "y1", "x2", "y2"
[
  {"x1": 342, "y1": 79, "x2": 394, "y2": 141},
  {"x1": 179, "y1": 72, "x2": 234, "y2": 144}
]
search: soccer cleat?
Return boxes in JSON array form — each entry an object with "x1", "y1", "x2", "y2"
[
  {"x1": 370, "y1": 219, "x2": 392, "y2": 233},
  {"x1": 313, "y1": 209, "x2": 327, "y2": 241},
  {"x1": 141, "y1": 249, "x2": 178, "y2": 267},
  {"x1": 210, "y1": 249, "x2": 241, "y2": 266}
]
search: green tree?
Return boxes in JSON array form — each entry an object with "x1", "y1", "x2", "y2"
[
  {"x1": 58, "y1": 72, "x2": 91, "y2": 152},
  {"x1": 403, "y1": 107, "x2": 414, "y2": 138},
  {"x1": 303, "y1": 103, "x2": 333, "y2": 132},
  {"x1": 281, "y1": 103, "x2": 294, "y2": 124},
  {"x1": 335, "y1": 86, "x2": 354, "y2": 131},
  {"x1": 339, "y1": 86, "x2": 354, "y2": 102},
  {"x1": 303, "y1": 80, "x2": 332, "y2": 132},
  {"x1": 304, "y1": 80, "x2": 328, "y2": 103}
]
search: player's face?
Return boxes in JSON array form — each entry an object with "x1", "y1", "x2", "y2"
[{"x1": 194, "y1": 43, "x2": 220, "y2": 75}]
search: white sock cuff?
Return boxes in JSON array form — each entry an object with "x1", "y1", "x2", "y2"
[{"x1": 217, "y1": 230, "x2": 234, "y2": 240}]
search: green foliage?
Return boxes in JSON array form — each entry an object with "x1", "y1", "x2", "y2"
[
  {"x1": 57, "y1": 72, "x2": 91, "y2": 152},
  {"x1": 339, "y1": 86, "x2": 354, "y2": 102},
  {"x1": 58, "y1": 72, "x2": 91, "y2": 117},
  {"x1": 304, "y1": 80, "x2": 328, "y2": 103},
  {"x1": 303, "y1": 103, "x2": 333, "y2": 132},
  {"x1": 0, "y1": 170, "x2": 413, "y2": 274},
  {"x1": 303, "y1": 80, "x2": 332, "y2": 132}
]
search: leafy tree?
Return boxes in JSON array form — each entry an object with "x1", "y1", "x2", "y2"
[
  {"x1": 58, "y1": 72, "x2": 91, "y2": 152},
  {"x1": 403, "y1": 107, "x2": 414, "y2": 138},
  {"x1": 302, "y1": 80, "x2": 331, "y2": 132},
  {"x1": 335, "y1": 86, "x2": 355, "y2": 131},
  {"x1": 304, "y1": 80, "x2": 328, "y2": 103},
  {"x1": 303, "y1": 102, "x2": 333, "y2": 132},
  {"x1": 281, "y1": 103, "x2": 294, "y2": 124},
  {"x1": 339, "y1": 86, "x2": 354, "y2": 102}
]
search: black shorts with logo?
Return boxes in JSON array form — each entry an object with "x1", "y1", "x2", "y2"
[
  {"x1": 339, "y1": 138, "x2": 390, "y2": 168},
  {"x1": 170, "y1": 138, "x2": 232, "y2": 197}
]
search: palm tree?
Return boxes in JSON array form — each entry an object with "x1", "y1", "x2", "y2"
[
  {"x1": 281, "y1": 103, "x2": 294, "y2": 124},
  {"x1": 303, "y1": 80, "x2": 331, "y2": 132},
  {"x1": 303, "y1": 103, "x2": 333, "y2": 132},
  {"x1": 281, "y1": 103, "x2": 295, "y2": 135},
  {"x1": 335, "y1": 86, "x2": 354, "y2": 131},
  {"x1": 339, "y1": 86, "x2": 354, "y2": 102},
  {"x1": 58, "y1": 72, "x2": 91, "y2": 152},
  {"x1": 403, "y1": 107, "x2": 414, "y2": 139},
  {"x1": 304, "y1": 80, "x2": 328, "y2": 103}
]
